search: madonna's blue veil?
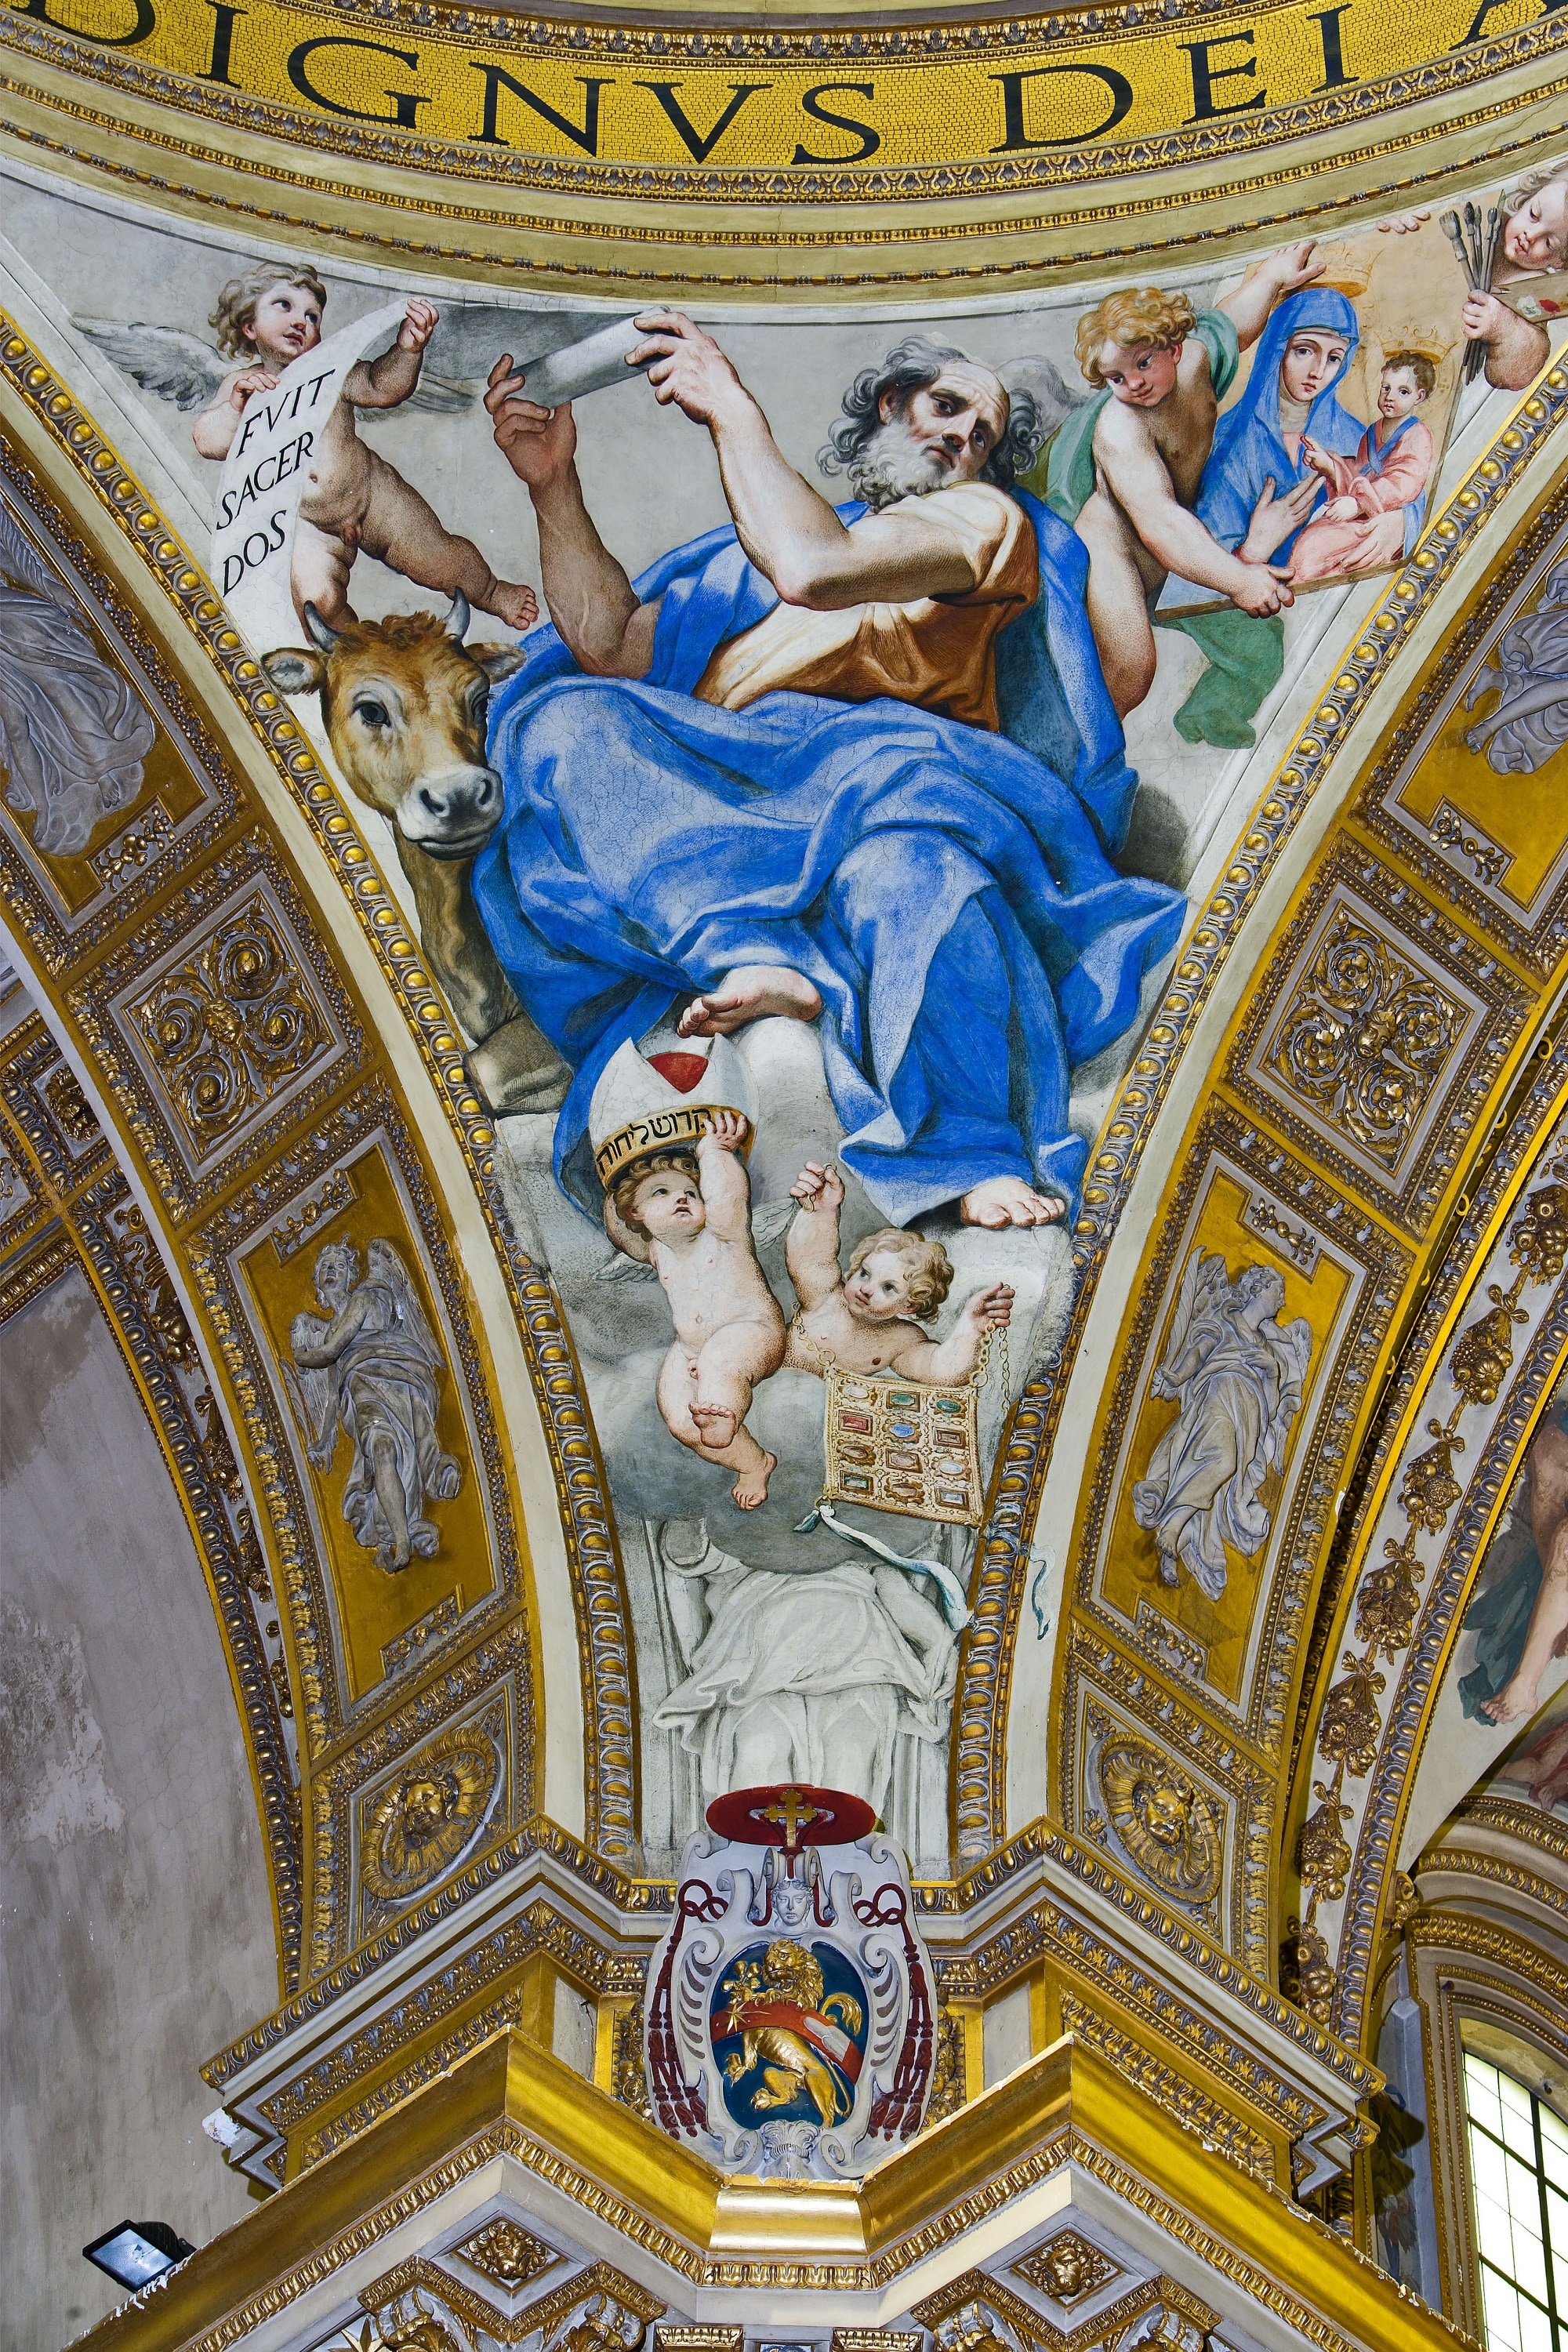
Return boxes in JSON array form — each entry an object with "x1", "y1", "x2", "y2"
[{"x1": 1195, "y1": 289, "x2": 1364, "y2": 557}]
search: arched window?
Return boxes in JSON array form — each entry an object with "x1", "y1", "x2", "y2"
[{"x1": 1465, "y1": 2051, "x2": 1568, "y2": 2349}]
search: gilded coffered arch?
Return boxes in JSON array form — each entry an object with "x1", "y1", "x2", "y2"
[{"x1": 5, "y1": 38, "x2": 1568, "y2": 2339}]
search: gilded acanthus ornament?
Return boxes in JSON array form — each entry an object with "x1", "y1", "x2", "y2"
[
  {"x1": 1265, "y1": 911, "x2": 1462, "y2": 1173},
  {"x1": 1352, "y1": 1530, "x2": 1428, "y2": 1661},
  {"x1": 1013, "y1": 2227, "x2": 1122, "y2": 2308},
  {"x1": 1296, "y1": 1781, "x2": 1354, "y2": 1903},
  {"x1": 129, "y1": 891, "x2": 331, "y2": 1148},
  {"x1": 1397, "y1": 1421, "x2": 1465, "y2": 1535},
  {"x1": 1316, "y1": 1653, "x2": 1386, "y2": 1779},
  {"x1": 1509, "y1": 1176, "x2": 1568, "y2": 1285},
  {"x1": 934, "y1": 2305, "x2": 1011, "y2": 2352},
  {"x1": 1097, "y1": 1737, "x2": 1222, "y2": 1904},
  {"x1": 361, "y1": 1726, "x2": 502, "y2": 1904},
  {"x1": 1448, "y1": 1292, "x2": 1528, "y2": 1408},
  {"x1": 1281, "y1": 1915, "x2": 1336, "y2": 2026},
  {"x1": 42, "y1": 1062, "x2": 96, "y2": 1144},
  {"x1": 449, "y1": 2218, "x2": 559, "y2": 2292}
]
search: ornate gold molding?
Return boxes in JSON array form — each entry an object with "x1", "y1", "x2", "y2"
[
  {"x1": 71, "y1": 2032, "x2": 1464, "y2": 2352},
  {"x1": 0, "y1": 317, "x2": 638, "y2": 1878},
  {"x1": 3, "y1": 0, "x2": 1562, "y2": 210}
]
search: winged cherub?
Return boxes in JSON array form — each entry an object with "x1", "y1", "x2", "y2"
[
  {"x1": 1131, "y1": 1251, "x2": 1312, "y2": 1602},
  {"x1": 284, "y1": 1237, "x2": 462, "y2": 1572},
  {"x1": 78, "y1": 263, "x2": 537, "y2": 631}
]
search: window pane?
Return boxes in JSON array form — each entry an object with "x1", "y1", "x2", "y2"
[
  {"x1": 1502, "y1": 2083, "x2": 1539, "y2": 2159},
  {"x1": 1471, "y1": 2059, "x2": 1506, "y2": 2137},
  {"x1": 1548, "y1": 2184, "x2": 1568, "y2": 2259},
  {"x1": 1468, "y1": 2067, "x2": 1564, "y2": 2352},
  {"x1": 1543, "y1": 2108, "x2": 1568, "y2": 2192},
  {"x1": 1482, "y1": 2263, "x2": 1525, "y2": 2352}
]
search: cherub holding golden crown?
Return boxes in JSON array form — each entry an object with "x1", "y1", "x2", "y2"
[{"x1": 604, "y1": 1111, "x2": 786, "y2": 1509}]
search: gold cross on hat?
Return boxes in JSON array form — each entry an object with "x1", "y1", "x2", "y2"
[{"x1": 754, "y1": 1787, "x2": 822, "y2": 1852}]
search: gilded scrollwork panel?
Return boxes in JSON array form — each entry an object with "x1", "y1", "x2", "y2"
[
  {"x1": 0, "y1": 441, "x2": 238, "y2": 968},
  {"x1": 1295, "y1": 1112, "x2": 1568, "y2": 2043},
  {"x1": 1229, "y1": 848, "x2": 1529, "y2": 1232},
  {"x1": 187, "y1": 1097, "x2": 523, "y2": 1780},
  {"x1": 1062, "y1": 1638, "x2": 1274, "y2": 1971},
  {"x1": 67, "y1": 845, "x2": 363, "y2": 1212},
  {"x1": 1360, "y1": 499, "x2": 1568, "y2": 977},
  {"x1": 1069, "y1": 1107, "x2": 1410, "y2": 1769}
]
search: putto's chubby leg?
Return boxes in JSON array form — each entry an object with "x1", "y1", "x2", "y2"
[
  {"x1": 354, "y1": 456, "x2": 539, "y2": 633},
  {"x1": 655, "y1": 1336, "x2": 779, "y2": 1510},
  {"x1": 290, "y1": 515, "x2": 358, "y2": 629},
  {"x1": 1074, "y1": 489, "x2": 1160, "y2": 720},
  {"x1": 677, "y1": 966, "x2": 822, "y2": 1038},
  {"x1": 960, "y1": 1177, "x2": 1066, "y2": 1229}
]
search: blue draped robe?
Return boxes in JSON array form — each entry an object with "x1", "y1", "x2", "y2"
[{"x1": 474, "y1": 494, "x2": 1185, "y2": 1226}]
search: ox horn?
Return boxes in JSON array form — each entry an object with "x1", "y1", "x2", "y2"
[
  {"x1": 446, "y1": 588, "x2": 470, "y2": 644},
  {"x1": 302, "y1": 601, "x2": 343, "y2": 653}
]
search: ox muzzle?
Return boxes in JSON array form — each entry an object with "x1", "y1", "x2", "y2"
[{"x1": 396, "y1": 763, "x2": 505, "y2": 862}]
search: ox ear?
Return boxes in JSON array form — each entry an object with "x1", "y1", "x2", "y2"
[
  {"x1": 469, "y1": 642, "x2": 530, "y2": 684},
  {"x1": 260, "y1": 647, "x2": 327, "y2": 695}
]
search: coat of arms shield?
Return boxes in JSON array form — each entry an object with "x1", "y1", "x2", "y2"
[{"x1": 644, "y1": 1784, "x2": 937, "y2": 2180}]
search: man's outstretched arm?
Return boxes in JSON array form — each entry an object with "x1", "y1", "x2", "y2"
[
  {"x1": 1097, "y1": 416, "x2": 1294, "y2": 615},
  {"x1": 1217, "y1": 239, "x2": 1325, "y2": 350},
  {"x1": 485, "y1": 355, "x2": 659, "y2": 677},
  {"x1": 630, "y1": 312, "x2": 978, "y2": 608}
]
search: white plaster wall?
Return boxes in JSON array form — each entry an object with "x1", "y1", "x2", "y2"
[{"x1": 0, "y1": 1268, "x2": 279, "y2": 2350}]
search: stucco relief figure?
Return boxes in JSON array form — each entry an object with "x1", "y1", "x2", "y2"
[
  {"x1": 1131, "y1": 1253, "x2": 1311, "y2": 1602},
  {"x1": 285, "y1": 1237, "x2": 462, "y2": 1572},
  {"x1": 1463, "y1": 558, "x2": 1568, "y2": 775},
  {"x1": 0, "y1": 499, "x2": 155, "y2": 856},
  {"x1": 650, "y1": 1519, "x2": 957, "y2": 1831}
]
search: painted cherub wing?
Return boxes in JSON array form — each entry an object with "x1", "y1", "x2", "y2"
[
  {"x1": 282, "y1": 1311, "x2": 338, "y2": 1468},
  {"x1": 592, "y1": 1250, "x2": 659, "y2": 1283},
  {"x1": 72, "y1": 318, "x2": 230, "y2": 412},
  {"x1": 366, "y1": 1237, "x2": 445, "y2": 1372},
  {"x1": 748, "y1": 1196, "x2": 800, "y2": 1250},
  {"x1": 1150, "y1": 1247, "x2": 1227, "y2": 1400}
]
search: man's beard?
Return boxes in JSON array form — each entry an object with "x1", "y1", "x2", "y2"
[{"x1": 846, "y1": 416, "x2": 955, "y2": 510}]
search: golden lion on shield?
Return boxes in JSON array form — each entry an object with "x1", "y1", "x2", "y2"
[{"x1": 717, "y1": 1938, "x2": 866, "y2": 2127}]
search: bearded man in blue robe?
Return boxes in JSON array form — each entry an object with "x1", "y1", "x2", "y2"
[{"x1": 474, "y1": 314, "x2": 1185, "y2": 1232}]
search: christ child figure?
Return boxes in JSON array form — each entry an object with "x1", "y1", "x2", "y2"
[
  {"x1": 191, "y1": 263, "x2": 538, "y2": 632},
  {"x1": 1287, "y1": 352, "x2": 1436, "y2": 583},
  {"x1": 784, "y1": 1161, "x2": 1014, "y2": 1381},
  {"x1": 604, "y1": 1113, "x2": 786, "y2": 1510}
]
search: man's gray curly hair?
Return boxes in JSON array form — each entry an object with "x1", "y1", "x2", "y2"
[{"x1": 818, "y1": 338, "x2": 1041, "y2": 495}]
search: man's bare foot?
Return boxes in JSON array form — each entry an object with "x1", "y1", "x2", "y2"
[
  {"x1": 731, "y1": 1449, "x2": 776, "y2": 1510},
  {"x1": 488, "y1": 582, "x2": 539, "y2": 632},
  {"x1": 960, "y1": 1177, "x2": 1066, "y2": 1229},
  {"x1": 691, "y1": 1401, "x2": 739, "y2": 1448},
  {"x1": 678, "y1": 966, "x2": 822, "y2": 1037},
  {"x1": 1481, "y1": 1677, "x2": 1536, "y2": 1726}
]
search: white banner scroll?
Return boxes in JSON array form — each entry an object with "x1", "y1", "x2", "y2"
[
  {"x1": 211, "y1": 298, "x2": 405, "y2": 656},
  {"x1": 496, "y1": 316, "x2": 651, "y2": 409}
]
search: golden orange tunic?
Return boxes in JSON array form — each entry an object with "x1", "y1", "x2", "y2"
[{"x1": 691, "y1": 481, "x2": 1038, "y2": 735}]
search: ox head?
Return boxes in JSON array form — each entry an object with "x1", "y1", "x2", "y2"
[{"x1": 260, "y1": 593, "x2": 527, "y2": 860}]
